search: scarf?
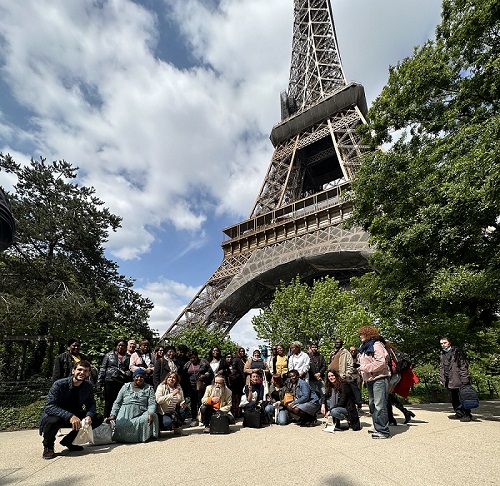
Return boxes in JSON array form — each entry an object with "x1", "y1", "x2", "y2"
[{"x1": 359, "y1": 338, "x2": 377, "y2": 356}]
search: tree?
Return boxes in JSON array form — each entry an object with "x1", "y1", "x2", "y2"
[
  {"x1": 348, "y1": 0, "x2": 500, "y2": 357},
  {"x1": 0, "y1": 154, "x2": 154, "y2": 378},
  {"x1": 164, "y1": 323, "x2": 239, "y2": 357},
  {"x1": 252, "y1": 276, "x2": 373, "y2": 356}
]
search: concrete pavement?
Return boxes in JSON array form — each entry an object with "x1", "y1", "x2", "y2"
[{"x1": 1, "y1": 400, "x2": 499, "y2": 486}]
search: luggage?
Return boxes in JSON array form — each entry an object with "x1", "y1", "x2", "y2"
[
  {"x1": 243, "y1": 409, "x2": 262, "y2": 429},
  {"x1": 210, "y1": 411, "x2": 230, "y2": 434}
]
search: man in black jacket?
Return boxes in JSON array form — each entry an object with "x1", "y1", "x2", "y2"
[
  {"x1": 308, "y1": 343, "x2": 326, "y2": 401},
  {"x1": 40, "y1": 360, "x2": 103, "y2": 459},
  {"x1": 52, "y1": 338, "x2": 90, "y2": 382}
]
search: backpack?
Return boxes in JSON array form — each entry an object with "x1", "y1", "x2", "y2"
[
  {"x1": 390, "y1": 348, "x2": 412, "y2": 374},
  {"x1": 210, "y1": 411, "x2": 230, "y2": 434},
  {"x1": 459, "y1": 384, "x2": 479, "y2": 410}
]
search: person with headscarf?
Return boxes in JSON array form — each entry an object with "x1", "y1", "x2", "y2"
[{"x1": 109, "y1": 368, "x2": 159, "y2": 443}]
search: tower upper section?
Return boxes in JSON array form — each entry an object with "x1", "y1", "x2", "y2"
[{"x1": 282, "y1": 0, "x2": 346, "y2": 120}]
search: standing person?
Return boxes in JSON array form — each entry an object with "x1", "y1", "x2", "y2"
[
  {"x1": 126, "y1": 339, "x2": 137, "y2": 356},
  {"x1": 230, "y1": 349, "x2": 246, "y2": 418},
  {"x1": 129, "y1": 339, "x2": 155, "y2": 385},
  {"x1": 208, "y1": 346, "x2": 223, "y2": 376},
  {"x1": 288, "y1": 342, "x2": 310, "y2": 382},
  {"x1": 349, "y1": 345, "x2": 363, "y2": 409},
  {"x1": 199, "y1": 376, "x2": 233, "y2": 433},
  {"x1": 244, "y1": 349, "x2": 269, "y2": 385},
  {"x1": 183, "y1": 349, "x2": 213, "y2": 426},
  {"x1": 439, "y1": 337, "x2": 473, "y2": 422},
  {"x1": 96, "y1": 339, "x2": 131, "y2": 418},
  {"x1": 328, "y1": 339, "x2": 354, "y2": 380},
  {"x1": 267, "y1": 346, "x2": 277, "y2": 373},
  {"x1": 175, "y1": 344, "x2": 190, "y2": 394},
  {"x1": 40, "y1": 361, "x2": 104, "y2": 459},
  {"x1": 153, "y1": 345, "x2": 178, "y2": 390},
  {"x1": 308, "y1": 342, "x2": 326, "y2": 401},
  {"x1": 358, "y1": 326, "x2": 391, "y2": 439},
  {"x1": 52, "y1": 338, "x2": 90, "y2": 382},
  {"x1": 273, "y1": 344, "x2": 289, "y2": 378}
]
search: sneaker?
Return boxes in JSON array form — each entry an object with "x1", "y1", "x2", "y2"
[
  {"x1": 189, "y1": 419, "x2": 199, "y2": 427},
  {"x1": 59, "y1": 438, "x2": 84, "y2": 452},
  {"x1": 367, "y1": 429, "x2": 377, "y2": 434},
  {"x1": 203, "y1": 426, "x2": 210, "y2": 434},
  {"x1": 460, "y1": 415, "x2": 472, "y2": 422},
  {"x1": 448, "y1": 414, "x2": 463, "y2": 420},
  {"x1": 371, "y1": 432, "x2": 391, "y2": 439},
  {"x1": 42, "y1": 447, "x2": 55, "y2": 460},
  {"x1": 173, "y1": 427, "x2": 184, "y2": 436}
]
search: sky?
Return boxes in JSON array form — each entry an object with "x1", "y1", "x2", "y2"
[{"x1": 0, "y1": 0, "x2": 443, "y2": 351}]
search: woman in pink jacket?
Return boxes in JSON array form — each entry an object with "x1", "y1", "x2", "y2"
[{"x1": 358, "y1": 326, "x2": 391, "y2": 439}]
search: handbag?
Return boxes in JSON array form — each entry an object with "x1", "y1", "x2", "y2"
[
  {"x1": 90, "y1": 421, "x2": 114, "y2": 445},
  {"x1": 210, "y1": 411, "x2": 230, "y2": 434},
  {"x1": 73, "y1": 418, "x2": 93, "y2": 445},
  {"x1": 283, "y1": 392, "x2": 294, "y2": 406}
]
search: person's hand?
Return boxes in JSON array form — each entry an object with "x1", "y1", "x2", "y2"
[
  {"x1": 321, "y1": 405, "x2": 326, "y2": 415},
  {"x1": 146, "y1": 368, "x2": 153, "y2": 375},
  {"x1": 274, "y1": 401, "x2": 280, "y2": 408},
  {"x1": 172, "y1": 389, "x2": 179, "y2": 396},
  {"x1": 314, "y1": 373, "x2": 321, "y2": 380},
  {"x1": 248, "y1": 384, "x2": 252, "y2": 392},
  {"x1": 324, "y1": 411, "x2": 330, "y2": 418},
  {"x1": 107, "y1": 415, "x2": 116, "y2": 422},
  {"x1": 85, "y1": 416, "x2": 93, "y2": 426},
  {"x1": 148, "y1": 414, "x2": 154, "y2": 425},
  {"x1": 70, "y1": 415, "x2": 82, "y2": 430},
  {"x1": 212, "y1": 396, "x2": 221, "y2": 404}
]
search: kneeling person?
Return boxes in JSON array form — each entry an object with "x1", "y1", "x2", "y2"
[
  {"x1": 39, "y1": 360, "x2": 103, "y2": 459},
  {"x1": 200, "y1": 376, "x2": 233, "y2": 433}
]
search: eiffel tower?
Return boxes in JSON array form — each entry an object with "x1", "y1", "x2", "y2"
[{"x1": 162, "y1": 0, "x2": 372, "y2": 339}]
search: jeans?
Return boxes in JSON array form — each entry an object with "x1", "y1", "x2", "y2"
[
  {"x1": 309, "y1": 379, "x2": 325, "y2": 403},
  {"x1": 159, "y1": 406, "x2": 188, "y2": 430},
  {"x1": 366, "y1": 377, "x2": 390, "y2": 436},
  {"x1": 264, "y1": 404, "x2": 288, "y2": 425},
  {"x1": 330, "y1": 407, "x2": 348, "y2": 421}
]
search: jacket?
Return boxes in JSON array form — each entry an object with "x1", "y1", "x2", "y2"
[
  {"x1": 52, "y1": 351, "x2": 90, "y2": 382},
  {"x1": 184, "y1": 358, "x2": 213, "y2": 388},
  {"x1": 439, "y1": 347, "x2": 469, "y2": 389},
  {"x1": 358, "y1": 341, "x2": 390, "y2": 382},
  {"x1": 39, "y1": 376, "x2": 96, "y2": 434},
  {"x1": 97, "y1": 351, "x2": 131, "y2": 387},
  {"x1": 308, "y1": 352, "x2": 327, "y2": 381},
  {"x1": 328, "y1": 348, "x2": 354, "y2": 380},
  {"x1": 155, "y1": 383, "x2": 185, "y2": 415}
]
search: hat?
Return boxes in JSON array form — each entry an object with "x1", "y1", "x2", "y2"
[{"x1": 132, "y1": 368, "x2": 146, "y2": 377}]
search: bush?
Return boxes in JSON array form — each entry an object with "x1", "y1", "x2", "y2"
[{"x1": 0, "y1": 399, "x2": 45, "y2": 431}]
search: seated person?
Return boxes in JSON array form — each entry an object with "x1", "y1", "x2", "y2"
[
  {"x1": 264, "y1": 374, "x2": 288, "y2": 425},
  {"x1": 284, "y1": 369, "x2": 320, "y2": 426},
  {"x1": 322, "y1": 370, "x2": 360, "y2": 431},
  {"x1": 109, "y1": 368, "x2": 159, "y2": 443},
  {"x1": 39, "y1": 360, "x2": 104, "y2": 459},
  {"x1": 241, "y1": 371, "x2": 265, "y2": 414},
  {"x1": 199, "y1": 376, "x2": 233, "y2": 433},
  {"x1": 156, "y1": 372, "x2": 189, "y2": 435}
]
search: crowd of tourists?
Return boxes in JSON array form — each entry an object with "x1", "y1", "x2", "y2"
[{"x1": 39, "y1": 327, "x2": 473, "y2": 459}]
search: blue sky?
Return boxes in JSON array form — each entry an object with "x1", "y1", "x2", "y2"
[{"x1": 0, "y1": 0, "x2": 442, "y2": 350}]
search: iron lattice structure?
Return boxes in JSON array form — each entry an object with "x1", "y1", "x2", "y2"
[{"x1": 162, "y1": 0, "x2": 372, "y2": 339}]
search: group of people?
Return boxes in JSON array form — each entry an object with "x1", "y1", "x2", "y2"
[{"x1": 39, "y1": 329, "x2": 473, "y2": 458}]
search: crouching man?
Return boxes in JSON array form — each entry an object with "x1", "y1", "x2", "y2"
[
  {"x1": 199, "y1": 376, "x2": 233, "y2": 433},
  {"x1": 39, "y1": 360, "x2": 104, "y2": 459}
]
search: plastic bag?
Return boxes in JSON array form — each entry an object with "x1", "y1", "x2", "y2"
[
  {"x1": 73, "y1": 418, "x2": 93, "y2": 445},
  {"x1": 321, "y1": 416, "x2": 336, "y2": 433},
  {"x1": 90, "y1": 421, "x2": 114, "y2": 445}
]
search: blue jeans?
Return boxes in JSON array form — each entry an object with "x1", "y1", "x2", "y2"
[
  {"x1": 330, "y1": 407, "x2": 348, "y2": 421},
  {"x1": 159, "y1": 406, "x2": 188, "y2": 430},
  {"x1": 264, "y1": 404, "x2": 288, "y2": 425},
  {"x1": 366, "y1": 377, "x2": 390, "y2": 435}
]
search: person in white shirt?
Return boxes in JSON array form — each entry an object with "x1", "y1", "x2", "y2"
[{"x1": 288, "y1": 341, "x2": 310, "y2": 383}]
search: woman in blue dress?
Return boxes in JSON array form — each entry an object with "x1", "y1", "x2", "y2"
[{"x1": 109, "y1": 368, "x2": 159, "y2": 443}]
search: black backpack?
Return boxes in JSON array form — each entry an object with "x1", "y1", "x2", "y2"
[
  {"x1": 390, "y1": 348, "x2": 412, "y2": 374},
  {"x1": 459, "y1": 385, "x2": 479, "y2": 410}
]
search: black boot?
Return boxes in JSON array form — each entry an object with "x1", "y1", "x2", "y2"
[
  {"x1": 403, "y1": 409, "x2": 415, "y2": 424},
  {"x1": 334, "y1": 419, "x2": 341, "y2": 431}
]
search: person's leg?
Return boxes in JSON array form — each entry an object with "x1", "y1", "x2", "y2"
[
  {"x1": 42, "y1": 415, "x2": 67, "y2": 449},
  {"x1": 264, "y1": 403, "x2": 274, "y2": 423},
  {"x1": 188, "y1": 388, "x2": 199, "y2": 425},
  {"x1": 371, "y1": 378, "x2": 390, "y2": 436},
  {"x1": 366, "y1": 381, "x2": 375, "y2": 415},
  {"x1": 348, "y1": 379, "x2": 362, "y2": 407},
  {"x1": 104, "y1": 381, "x2": 122, "y2": 418},
  {"x1": 387, "y1": 394, "x2": 397, "y2": 424},
  {"x1": 330, "y1": 407, "x2": 348, "y2": 421},
  {"x1": 277, "y1": 407, "x2": 288, "y2": 425},
  {"x1": 161, "y1": 414, "x2": 173, "y2": 430},
  {"x1": 200, "y1": 405, "x2": 215, "y2": 427},
  {"x1": 450, "y1": 388, "x2": 463, "y2": 415}
]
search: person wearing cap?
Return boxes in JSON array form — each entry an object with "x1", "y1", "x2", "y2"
[
  {"x1": 52, "y1": 338, "x2": 90, "y2": 382},
  {"x1": 108, "y1": 368, "x2": 159, "y2": 443}
]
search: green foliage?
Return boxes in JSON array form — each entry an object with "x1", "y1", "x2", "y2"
[
  {"x1": 0, "y1": 154, "x2": 154, "y2": 378},
  {"x1": 0, "y1": 399, "x2": 45, "y2": 431},
  {"x1": 349, "y1": 0, "x2": 500, "y2": 357},
  {"x1": 163, "y1": 323, "x2": 239, "y2": 358},
  {"x1": 252, "y1": 276, "x2": 374, "y2": 356}
]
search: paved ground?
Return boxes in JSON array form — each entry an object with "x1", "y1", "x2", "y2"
[{"x1": 1, "y1": 401, "x2": 499, "y2": 486}]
